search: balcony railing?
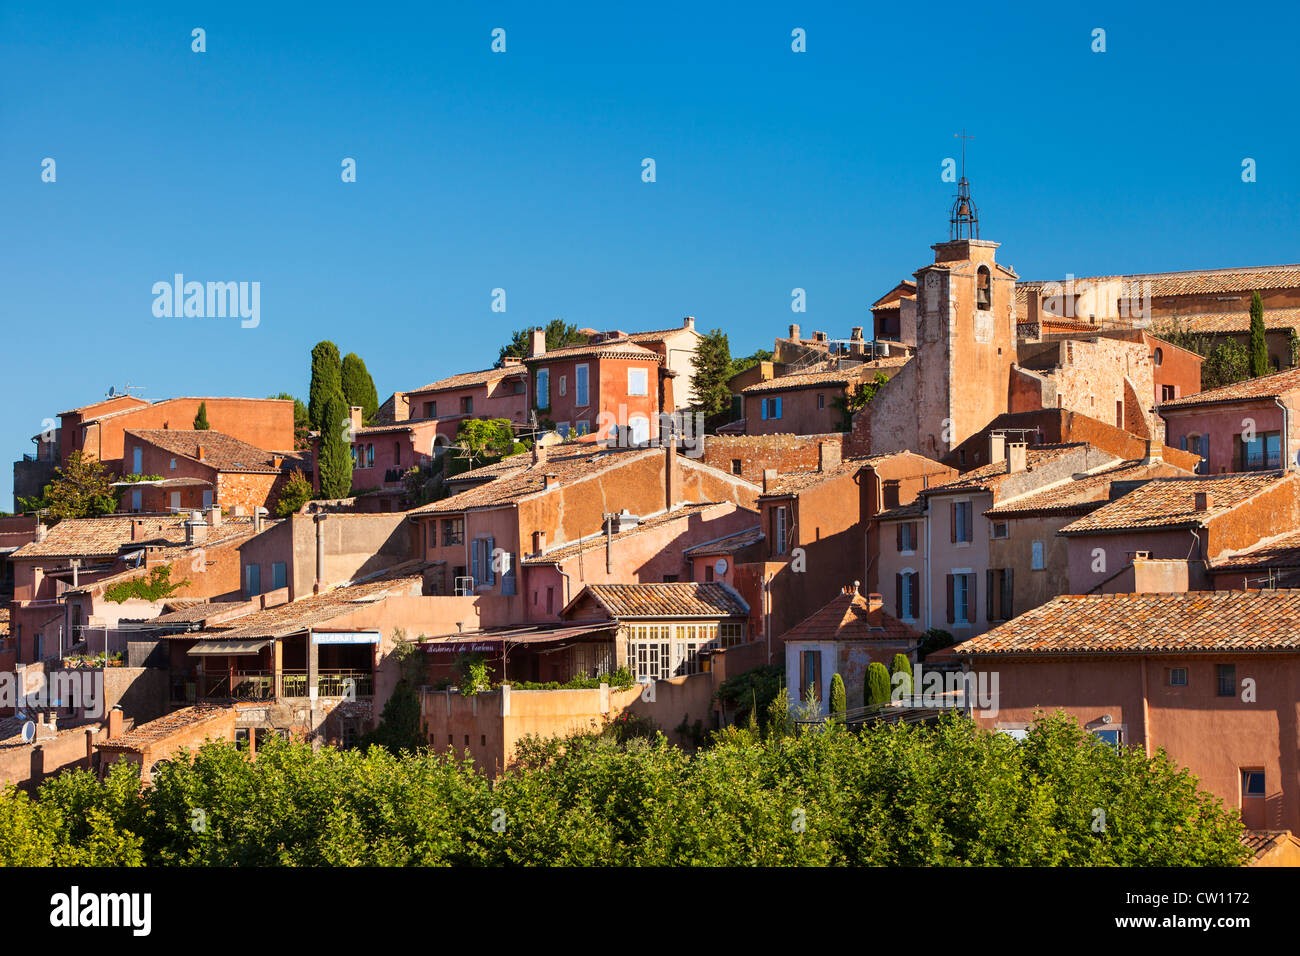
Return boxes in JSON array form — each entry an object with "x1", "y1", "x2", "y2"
[{"x1": 199, "y1": 670, "x2": 374, "y2": 701}]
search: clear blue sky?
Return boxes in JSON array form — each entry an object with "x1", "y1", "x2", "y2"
[{"x1": 2, "y1": 1, "x2": 1297, "y2": 505}]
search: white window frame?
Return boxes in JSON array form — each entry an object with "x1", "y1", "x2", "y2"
[
  {"x1": 774, "y1": 506, "x2": 789, "y2": 556},
  {"x1": 900, "y1": 567, "x2": 917, "y2": 622},
  {"x1": 953, "y1": 569, "x2": 972, "y2": 624},
  {"x1": 628, "y1": 367, "x2": 648, "y2": 397},
  {"x1": 954, "y1": 499, "x2": 972, "y2": 544}
]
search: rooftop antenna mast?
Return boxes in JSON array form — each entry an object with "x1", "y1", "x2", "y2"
[{"x1": 949, "y1": 129, "x2": 979, "y2": 240}]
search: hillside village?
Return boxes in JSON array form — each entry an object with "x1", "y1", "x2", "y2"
[{"x1": 5, "y1": 192, "x2": 1300, "y2": 866}]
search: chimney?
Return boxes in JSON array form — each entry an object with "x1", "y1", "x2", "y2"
[
  {"x1": 1006, "y1": 442, "x2": 1028, "y2": 474},
  {"x1": 254, "y1": 506, "x2": 267, "y2": 534},
  {"x1": 35, "y1": 520, "x2": 47, "y2": 543},
  {"x1": 185, "y1": 512, "x2": 207, "y2": 546},
  {"x1": 850, "y1": 327, "x2": 863, "y2": 341},
  {"x1": 208, "y1": 506, "x2": 222, "y2": 528},
  {"x1": 532, "y1": 441, "x2": 548, "y2": 466},
  {"x1": 131, "y1": 518, "x2": 148, "y2": 542},
  {"x1": 1142, "y1": 439, "x2": 1162, "y2": 464},
  {"x1": 532, "y1": 530, "x2": 546, "y2": 554},
  {"x1": 988, "y1": 433, "x2": 1007, "y2": 465},
  {"x1": 866, "y1": 592, "x2": 884, "y2": 612},
  {"x1": 272, "y1": 454, "x2": 284, "y2": 469},
  {"x1": 542, "y1": 473, "x2": 557, "y2": 490},
  {"x1": 818, "y1": 440, "x2": 841, "y2": 472},
  {"x1": 683, "y1": 316, "x2": 695, "y2": 331},
  {"x1": 196, "y1": 444, "x2": 206, "y2": 462},
  {"x1": 762, "y1": 468, "x2": 777, "y2": 495},
  {"x1": 107, "y1": 706, "x2": 123, "y2": 739},
  {"x1": 788, "y1": 324, "x2": 801, "y2": 343},
  {"x1": 665, "y1": 443, "x2": 681, "y2": 510},
  {"x1": 529, "y1": 328, "x2": 547, "y2": 357},
  {"x1": 313, "y1": 513, "x2": 327, "y2": 593},
  {"x1": 1194, "y1": 491, "x2": 1212, "y2": 511},
  {"x1": 813, "y1": 331, "x2": 827, "y2": 343},
  {"x1": 349, "y1": 406, "x2": 364, "y2": 435}
]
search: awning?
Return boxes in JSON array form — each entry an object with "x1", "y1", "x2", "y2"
[
  {"x1": 186, "y1": 639, "x2": 270, "y2": 656},
  {"x1": 421, "y1": 622, "x2": 616, "y2": 653}
]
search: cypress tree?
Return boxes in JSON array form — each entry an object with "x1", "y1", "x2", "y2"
[
  {"x1": 828, "y1": 673, "x2": 846, "y2": 719},
  {"x1": 890, "y1": 653, "x2": 913, "y2": 698},
  {"x1": 192, "y1": 401, "x2": 210, "y2": 430},
  {"x1": 309, "y1": 341, "x2": 343, "y2": 434},
  {"x1": 865, "y1": 662, "x2": 892, "y2": 708},
  {"x1": 341, "y1": 352, "x2": 380, "y2": 424},
  {"x1": 1249, "y1": 291, "x2": 1268, "y2": 378},
  {"x1": 317, "y1": 393, "x2": 353, "y2": 498}
]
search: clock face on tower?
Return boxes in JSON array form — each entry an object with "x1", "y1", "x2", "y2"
[{"x1": 924, "y1": 271, "x2": 940, "y2": 291}]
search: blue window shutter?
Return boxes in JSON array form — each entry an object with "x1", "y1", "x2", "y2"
[
  {"x1": 774, "y1": 397, "x2": 782, "y2": 419},
  {"x1": 486, "y1": 536, "x2": 496, "y2": 584},
  {"x1": 471, "y1": 540, "x2": 481, "y2": 586},
  {"x1": 502, "y1": 554, "x2": 516, "y2": 596}
]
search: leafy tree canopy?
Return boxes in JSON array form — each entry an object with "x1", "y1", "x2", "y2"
[
  {"x1": 498, "y1": 319, "x2": 588, "y2": 364},
  {"x1": 17, "y1": 452, "x2": 118, "y2": 523}
]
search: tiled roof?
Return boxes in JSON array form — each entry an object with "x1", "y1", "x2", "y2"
[
  {"x1": 779, "y1": 591, "x2": 921, "y2": 644},
  {"x1": 145, "y1": 600, "x2": 258, "y2": 627},
  {"x1": 411, "y1": 445, "x2": 655, "y2": 514},
  {"x1": 521, "y1": 503, "x2": 722, "y2": 565},
  {"x1": 524, "y1": 339, "x2": 663, "y2": 364},
  {"x1": 741, "y1": 358, "x2": 907, "y2": 395},
  {"x1": 626, "y1": 326, "x2": 698, "y2": 343},
  {"x1": 1211, "y1": 530, "x2": 1300, "y2": 571},
  {"x1": 870, "y1": 281, "x2": 917, "y2": 310},
  {"x1": 918, "y1": 445, "x2": 1083, "y2": 497},
  {"x1": 1019, "y1": 264, "x2": 1300, "y2": 299},
  {"x1": 191, "y1": 561, "x2": 432, "y2": 641},
  {"x1": 1242, "y1": 830, "x2": 1300, "y2": 863},
  {"x1": 0, "y1": 607, "x2": 8, "y2": 637},
  {"x1": 955, "y1": 590, "x2": 1300, "y2": 656},
  {"x1": 1059, "y1": 472, "x2": 1290, "y2": 535},
  {"x1": 100, "y1": 705, "x2": 232, "y2": 752},
  {"x1": 409, "y1": 366, "x2": 526, "y2": 395},
  {"x1": 682, "y1": 526, "x2": 764, "y2": 557},
  {"x1": 874, "y1": 501, "x2": 926, "y2": 522},
  {"x1": 126, "y1": 429, "x2": 286, "y2": 473},
  {"x1": 1160, "y1": 367, "x2": 1300, "y2": 409},
  {"x1": 759, "y1": 453, "x2": 892, "y2": 497},
  {"x1": 12, "y1": 514, "x2": 260, "y2": 560},
  {"x1": 985, "y1": 459, "x2": 1194, "y2": 517},
  {"x1": 1167, "y1": 308, "x2": 1300, "y2": 336},
  {"x1": 577, "y1": 583, "x2": 749, "y2": 619}
]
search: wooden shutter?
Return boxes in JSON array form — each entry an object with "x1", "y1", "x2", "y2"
[
  {"x1": 910, "y1": 573, "x2": 920, "y2": 620},
  {"x1": 945, "y1": 574, "x2": 954, "y2": 624},
  {"x1": 896, "y1": 523, "x2": 903, "y2": 552},
  {"x1": 950, "y1": 502, "x2": 957, "y2": 543},
  {"x1": 895, "y1": 573, "x2": 903, "y2": 617},
  {"x1": 1002, "y1": 568, "x2": 1014, "y2": 619},
  {"x1": 968, "y1": 573, "x2": 977, "y2": 623},
  {"x1": 963, "y1": 502, "x2": 973, "y2": 542},
  {"x1": 986, "y1": 570, "x2": 995, "y2": 622}
]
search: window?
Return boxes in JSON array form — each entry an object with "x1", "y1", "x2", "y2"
[
  {"x1": 976, "y1": 266, "x2": 991, "y2": 310},
  {"x1": 271, "y1": 561, "x2": 287, "y2": 591},
  {"x1": 718, "y1": 622, "x2": 744, "y2": 647},
  {"x1": 951, "y1": 501, "x2": 973, "y2": 543},
  {"x1": 1031, "y1": 540, "x2": 1045, "y2": 571},
  {"x1": 575, "y1": 364, "x2": 589, "y2": 406},
  {"x1": 424, "y1": 401, "x2": 437, "y2": 418},
  {"x1": 731, "y1": 459, "x2": 742, "y2": 475},
  {"x1": 1217, "y1": 663, "x2": 1236, "y2": 698},
  {"x1": 131, "y1": 489, "x2": 142, "y2": 512},
  {"x1": 817, "y1": 393, "x2": 825, "y2": 410},
  {"x1": 1168, "y1": 667, "x2": 1188, "y2": 686},
  {"x1": 1160, "y1": 384, "x2": 1176, "y2": 402},
  {"x1": 558, "y1": 375, "x2": 567, "y2": 397},
  {"x1": 629, "y1": 625, "x2": 672, "y2": 681},
  {"x1": 500, "y1": 552, "x2": 516, "y2": 596},
  {"x1": 704, "y1": 564, "x2": 714, "y2": 582},
  {"x1": 896, "y1": 522, "x2": 916, "y2": 553},
  {"x1": 1240, "y1": 431, "x2": 1281, "y2": 471},
  {"x1": 991, "y1": 521, "x2": 1008, "y2": 539},
  {"x1": 987, "y1": 568, "x2": 1014, "y2": 622},
  {"x1": 800, "y1": 650, "x2": 821, "y2": 699},
  {"x1": 575, "y1": 421, "x2": 590, "y2": 436},
  {"x1": 1242, "y1": 771, "x2": 1266, "y2": 798},
  {"x1": 772, "y1": 506, "x2": 789, "y2": 556},
  {"x1": 948, "y1": 572, "x2": 973, "y2": 624},
  {"x1": 897, "y1": 571, "x2": 920, "y2": 620},
  {"x1": 761, "y1": 396, "x2": 783, "y2": 420},
  {"x1": 628, "y1": 368, "x2": 648, "y2": 396},
  {"x1": 245, "y1": 563, "x2": 261, "y2": 598},
  {"x1": 169, "y1": 457, "x2": 177, "y2": 470},
  {"x1": 1092, "y1": 728, "x2": 1123, "y2": 749},
  {"x1": 367, "y1": 444, "x2": 375, "y2": 469},
  {"x1": 470, "y1": 537, "x2": 496, "y2": 587},
  {"x1": 132, "y1": 447, "x2": 142, "y2": 474},
  {"x1": 442, "y1": 517, "x2": 464, "y2": 546},
  {"x1": 629, "y1": 416, "x2": 650, "y2": 444},
  {"x1": 1152, "y1": 347, "x2": 1163, "y2": 367},
  {"x1": 536, "y1": 368, "x2": 550, "y2": 409},
  {"x1": 393, "y1": 441, "x2": 401, "y2": 466},
  {"x1": 170, "y1": 491, "x2": 181, "y2": 511},
  {"x1": 661, "y1": 573, "x2": 679, "y2": 583}
]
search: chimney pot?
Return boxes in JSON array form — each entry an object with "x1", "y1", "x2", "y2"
[
  {"x1": 196, "y1": 444, "x2": 205, "y2": 462},
  {"x1": 818, "y1": 440, "x2": 841, "y2": 472},
  {"x1": 683, "y1": 316, "x2": 695, "y2": 330},
  {"x1": 529, "y1": 328, "x2": 547, "y2": 358},
  {"x1": 1143, "y1": 439, "x2": 1162, "y2": 463},
  {"x1": 988, "y1": 433, "x2": 1007, "y2": 464},
  {"x1": 762, "y1": 468, "x2": 777, "y2": 494},
  {"x1": 1006, "y1": 442, "x2": 1027, "y2": 474},
  {"x1": 1194, "y1": 491, "x2": 1212, "y2": 511},
  {"x1": 788, "y1": 324, "x2": 801, "y2": 343}
]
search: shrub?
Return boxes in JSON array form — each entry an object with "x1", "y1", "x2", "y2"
[
  {"x1": 865, "y1": 663, "x2": 891, "y2": 707},
  {"x1": 828, "y1": 673, "x2": 846, "y2": 718},
  {"x1": 889, "y1": 654, "x2": 913, "y2": 698}
]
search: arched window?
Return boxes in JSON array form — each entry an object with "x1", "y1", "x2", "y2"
[
  {"x1": 976, "y1": 266, "x2": 992, "y2": 311},
  {"x1": 1153, "y1": 347, "x2": 1163, "y2": 367}
]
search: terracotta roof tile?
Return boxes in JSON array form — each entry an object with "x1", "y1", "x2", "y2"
[
  {"x1": 408, "y1": 366, "x2": 526, "y2": 395},
  {"x1": 1211, "y1": 530, "x2": 1300, "y2": 572},
  {"x1": 524, "y1": 338, "x2": 663, "y2": 364},
  {"x1": 780, "y1": 591, "x2": 921, "y2": 644},
  {"x1": 741, "y1": 358, "x2": 907, "y2": 395},
  {"x1": 955, "y1": 590, "x2": 1300, "y2": 655},
  {"x1": 12, "y1": 514, "x2": 260, "y2": 560},
  {"x1": 577, "y1": 583, "x2": 748, "y2": 618},
  {"x1": 521, "y1": 503, "x2": 725, "y2": 565},
  {"x1": 919, "y1": 445, "x2": 1083, "y2": 497},
  {"x1": 681, "y1": 526, "x2": 764, "y2": 557},
  {"x1": 985, "y1": 459, "x2": 1194, "y2": 517},
  {"x1": 1019, "y1": 264, "x2": 1300, "y2": 299},
  {"x1": 1058, "y1": 472, "x2": 1290, "y2": 535},
  {"x1": 100, "y1": 705, "x2": 232, "y2": 752},
  {"x1": 126, "y1": 429, "x2": 287, "y2": 473},
  {"x1": 1160, "y1": 367, "x2": 1300, "y2": 409},
  {"x1": 1166, "y1": 308, "x2": 1300, "y2": 336}
]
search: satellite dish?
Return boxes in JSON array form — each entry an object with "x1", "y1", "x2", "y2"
[
  {"x1": 20, "y1": 722, "x2": 35, "y2": 743},
  {"x1": 714, "y1": 558, "x2": 729, "y2": 575},
  {"x1": 107, "y1": 385, "x2": 116, "y2": 397}
]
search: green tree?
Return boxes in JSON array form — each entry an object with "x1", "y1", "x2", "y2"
[
  {"x1": 341, "y1": 352, "x2": 380, "y2": 424},
  {"x1": 498, "y1": 319, "x2": 589, "y2": 363},
  {"x1": 274, "y1": 469, "x2": 313, "y2": 517},
  {"x1": 448, "y1": 418, "x2": 527, "y2": 476},
  {"x1": 918, "y1": 628, "x2": 955, "y2": 661},
  {"x1": 17, "y1": 452, "x2": 117, "y2": 523},
  {"x1": 316, "y1": 393, "x2": 353, "y2": 498},
  {"x1": 192, "y1": 401, "x2": 210, "y2": 430},
  {"x1": 889, "y1": 654, "x2": 913, "y2": 698},
  {"x1": 689, "y1": 328, "x2": 733, "y2": 417},
  {"x1": 728, "y1": 348, "x2": 773, "y2": 379},
  {"x1": 1249, "y1": 291, "x2": 1268, "y2": 378},
  {"x1": 865, "y1": 662, "x2": 891, "y2": 707},
  {"x1": 308, "y1": 340, "x2": 344, "y2": 434},
  {"x1": 362, "y1": 637, "x2": 427, "y2": 754},
  {"x1": 832, "y1": 372, "x2": 891, "y2": 431},
  {"x1": 269, "y1": 393, "x2": 311, "y2": 449},
  {"x1": 1203, "y1": 340, "x2": 1251, "y2": 390},
  {"x1": 828, "y1": 673, "x2": 847, "y2": 719},
  {"x1": 765, "y1": 686, "x2": 792, "y2": 739}
]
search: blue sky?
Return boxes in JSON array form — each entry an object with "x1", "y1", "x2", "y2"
[{"x1": 2, "y1": 1, "x2": 1297, "y2": 505}]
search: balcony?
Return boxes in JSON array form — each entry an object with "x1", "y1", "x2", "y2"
[{"x1": 194, "y1": 670, "x2": 374, "y2": 702}]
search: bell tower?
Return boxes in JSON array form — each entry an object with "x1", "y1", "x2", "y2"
[{"x1": 912, "y1": 152, "x2": 1017, "y2": 461}]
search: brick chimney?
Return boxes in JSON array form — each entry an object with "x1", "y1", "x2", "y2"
[
  {"x1": 254, "y1": 506, "x2": 267, "y2": 534},
  {"x1": 107, "y1": 706, "x2": 123, "y2": 739},
  {"x1": 529, "y1": 328, "x2": 547, "y2": 357},
  {"x1": 1142, "y1": 439, "x2": 1162, "y2": 464},
  {"x1": 1006, "y1": 442, "x2": 1027, "y2": 474},
  {"x1": 542, "y1": 473, "x2": 557, "y2": 490},
  {"x1": 208, "y1": 506, "x2": 222, "y2": 528},
  {"x1": 683, "y1": 316, "x2": 695, "y2": 331},
  {"x1": 349, "y1": 406, "x2": 364, "y2": 435},
  {"x1": 185, "y1": 513, "x2": 207, "y2": 546},
  {"x1": 196, "y1": 444, "x2": 206, "y2": 462},
  {"x1": 762, "y1": 468, "x2": 777, "y2": 494},
  {"x1": 131, "y1": 518, "x2": 148, "y2": 542},
  {"x1": 532, "y1": 530, "x2": 546, "y2": 554},
  {"x1": 1194, "y1": 491, "x2": 1212, "y2": 511},
  {"x1": 866, "y1": 592, "x2": 883, "y2": 612},
  {"x1": 988, "y1": 433, "x2": 1007, "y2": 465},
  {"x1": 788, "y1": 324, "x2": 801, "y2": 343},
  {"x1": 271, "y1": 454, "x2": 284, "y2": 469},
  {"x1": 818, "y1": 440, "x2": 841, "y2": 472}
]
